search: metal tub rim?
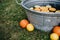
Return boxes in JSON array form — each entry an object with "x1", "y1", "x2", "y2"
[{"x1": 21, "y1": 0, "x2": 60, "y2": 17}]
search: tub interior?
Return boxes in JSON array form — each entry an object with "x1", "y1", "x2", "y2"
[{"x1": 23, "y1": 1, "x2": 60, "y2": 10}]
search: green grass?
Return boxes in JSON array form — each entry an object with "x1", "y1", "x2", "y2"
[{"x1": 0, "y1": 0, "x2": 51, "y2": 40}]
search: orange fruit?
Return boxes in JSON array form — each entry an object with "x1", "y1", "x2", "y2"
[
  {"x1": 19, "y1": 19, "x2": 29, "y2": 28},
  {"x1": 49, "y1": 7, "x2": 56, "y2": 12},
  {"x1": 40, "y1": 7, "x2": 48, "y2": 10},
  {"x1": 50, "y1": 33, "x2": 59, "y2": 40},
  {"x1": 34, "y1": 8, "x2": 40, "y2": 12},
  {"x1": 56, "y1": 10, "x2": 60, "y2": 12},
  {"x1": 34, "y1": 5, "x2": 40, "y2": 8},
  {"x1": 30, "y1": 7, "x2": 34, "y2": 10},
  {"x1": 53, "y1": 26, "x2": 60, "y2": 36},
  {"x1": 26, "y1": 24, "x2": 34, "y2": 32}
]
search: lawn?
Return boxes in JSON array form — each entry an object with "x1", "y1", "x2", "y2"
[{"x1": 0, "y1": 0, "x2": 51, "y2": 40}]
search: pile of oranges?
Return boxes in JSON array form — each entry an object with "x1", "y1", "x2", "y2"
[
  {"x1": 19, "y1": 19, "x2": 60, "y2": 40},
  {"x1": 50, "y1": 26, "x2": 60, "y2": 40},
  {"x1": 19, "y1": 19, "x2": 34, "y2": 32},
  {"x1": 30, "y1": 5, "x2": 60, "y2": 13}
]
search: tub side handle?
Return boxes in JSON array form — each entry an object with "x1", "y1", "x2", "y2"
[{"x1": 15, "y1": 0, "x2": 24, "y2": 5}]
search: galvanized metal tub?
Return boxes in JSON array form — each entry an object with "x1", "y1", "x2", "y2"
[{"x1": 16, "y1": 0, "x2": 60, "y2": 32}]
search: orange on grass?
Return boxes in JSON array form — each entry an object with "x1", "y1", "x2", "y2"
[
  {"x1": 19, "y1": 19, "x2": 29, "y2": 28},
  {"x1": 50, "y1": 33, "x2": 59, "y2": 40},
  {"x1": 53, "y1": 26, "x2": 60, "y2": 36},
  {"x1": 26, "y1": 24, "x2": 34, "y2": 32}
]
